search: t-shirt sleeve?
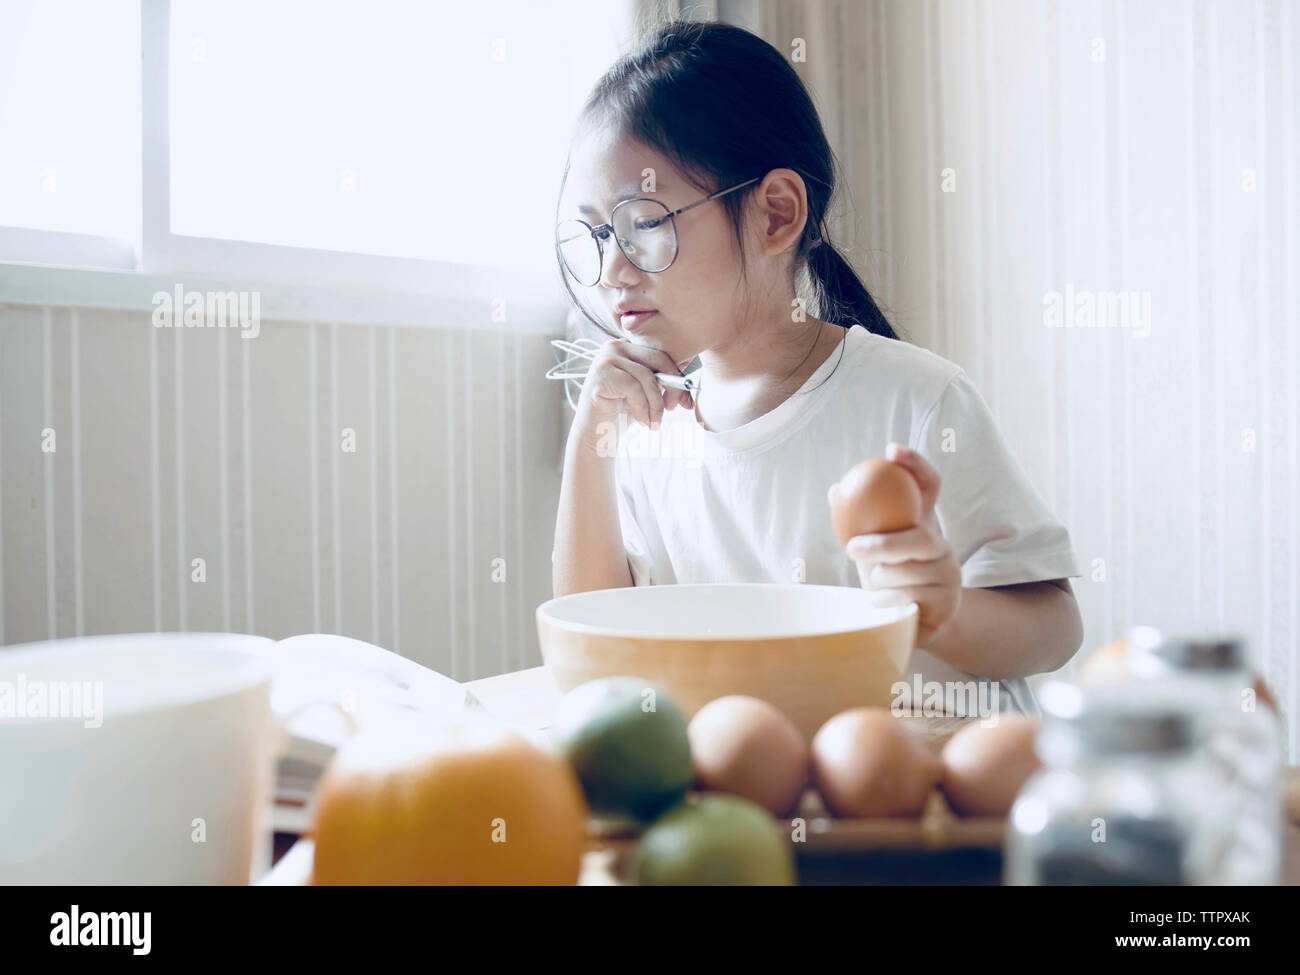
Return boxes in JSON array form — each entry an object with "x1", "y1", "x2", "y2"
[
  {"x1": 614, "y1": 456, "x2": 654, "y2": 587},
  {"x1": 914, "y1": 371, "x2": 1082, "y2": 588}
]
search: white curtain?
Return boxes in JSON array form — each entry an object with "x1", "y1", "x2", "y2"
[{"x1": 713, "y1": 0, "x2": 1298, "y2": 758}]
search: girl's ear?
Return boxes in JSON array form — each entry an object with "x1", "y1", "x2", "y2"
[{"x1": 752, "y1": 169, "x2": 809, "y2": 258}]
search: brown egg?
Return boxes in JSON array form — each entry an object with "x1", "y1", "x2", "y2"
[
  {"x1": 810, "y1": 708, "x2": 938, "y2": 818},
  {"x1": 1075, "y1": 637, "x2": 1133, "y2": 686},
  {"x1": 829, "y1": 458, "x2": 923, "y2": 547},
  {"x1": 939, "y1": 715, "x2": 1041, "y2": 817},
  {"x1": 688, "y1": 696, "x2": 809, "y2": 817}
]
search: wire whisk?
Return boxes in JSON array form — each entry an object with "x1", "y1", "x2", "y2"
[{"x1": 546, "y1": 337, "x2": 699, "y2": 412}]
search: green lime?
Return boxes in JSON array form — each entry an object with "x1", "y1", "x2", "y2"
[
  {"x1": 629, "y1": 793, "x2": 797, "y2": 886},
  {"x1": 551, "y1": 677, "x2": 692, "y2": 821}
]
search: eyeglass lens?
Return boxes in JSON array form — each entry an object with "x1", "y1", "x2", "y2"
[{"x1": 556, "y1": 199, "x2": 677, "y2": 285}]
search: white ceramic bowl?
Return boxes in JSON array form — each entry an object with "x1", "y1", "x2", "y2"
[
  {"x1": 0, "y1": 632, "x2": 276, "y2": 885},
  {"x1": 536, "y1": 584, "x2": 918, "y2": 739}
]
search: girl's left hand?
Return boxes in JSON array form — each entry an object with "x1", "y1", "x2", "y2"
[{"x1": 841, "y1": 443, "x2": 962, "y2": 649}]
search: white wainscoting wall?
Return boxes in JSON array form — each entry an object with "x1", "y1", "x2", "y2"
[{"x1": 0, "y1": 303, "x2": 563, "y2": 682}]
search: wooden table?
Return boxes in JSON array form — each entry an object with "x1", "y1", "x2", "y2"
[{"x1": 463, "y1": 666, "x2": 1300, "y2": 885}]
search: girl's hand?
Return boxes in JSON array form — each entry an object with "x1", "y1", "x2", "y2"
[
  {"x1": 841, "y1": 443, "x2": 962, "y2": 649},
  {"x1": 572, "y1": 338, "x2": 692, "y2": 454}
]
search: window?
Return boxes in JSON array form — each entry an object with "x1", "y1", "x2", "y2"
[
  {"x1": 0, "y1": 0, "x2": 140, "y2": 263},
  {"x1": 1, "y1": 0, "x2": 635, "y2": 292}
]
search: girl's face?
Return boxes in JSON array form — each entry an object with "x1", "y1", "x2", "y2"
[{"x1": 560, "y1": 127, "x2": 755, "y2": 369}]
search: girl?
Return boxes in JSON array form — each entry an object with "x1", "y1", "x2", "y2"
[{"x1": 551, "y1": 20, "x2": 1083, "y2": 716}]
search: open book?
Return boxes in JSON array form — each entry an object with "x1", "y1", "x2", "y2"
[{"x1": 266, "y1": 634, "x2": 480, "y2": 833}]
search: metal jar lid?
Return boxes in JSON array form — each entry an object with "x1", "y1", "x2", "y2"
[
  {"x1": 1036, "y1": 679, "x2": 1200, "y2": 764},
  {"x1": 1127, "y1": 624, "x2": 1247, "y2": 673}
]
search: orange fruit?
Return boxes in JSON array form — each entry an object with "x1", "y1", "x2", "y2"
[{"x1": 311, "y1": 715, "x2": 587, "y2": 885}]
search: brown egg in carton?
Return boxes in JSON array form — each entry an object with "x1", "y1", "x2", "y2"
[
  {"x1": 580, "y1": 708, "x2": 1300, "y2": 884},
  {"x1": 584, "y1": 739, "x2": 1005, "y2": 863},
  {"x1": 583, "y1": 713, "x2": 998, "y2": 829}
]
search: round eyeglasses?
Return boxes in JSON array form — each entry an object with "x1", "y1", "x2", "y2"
[{"x1": 556, "y1": 176, "x2": 761, "y2": 287}]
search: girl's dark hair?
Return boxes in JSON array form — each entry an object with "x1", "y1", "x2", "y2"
[{"x1": 556, "y1": 17, "x2": 901, "y2": 343}]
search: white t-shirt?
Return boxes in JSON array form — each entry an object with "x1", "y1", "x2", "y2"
[{"x1": 610, "y1": 324, "x2": 1083, "y2": 716}]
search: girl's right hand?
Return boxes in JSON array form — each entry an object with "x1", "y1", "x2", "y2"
[{"x1": 572, "y1": 338, "x2": 693, "y2": 453}]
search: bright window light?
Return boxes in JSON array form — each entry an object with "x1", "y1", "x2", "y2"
[
  {"x1": 169, "y1": 0, "x2": 632, "y2": 271},
  {"x1": 0, "y1": 0, "x2": 141, "y2": 240}
]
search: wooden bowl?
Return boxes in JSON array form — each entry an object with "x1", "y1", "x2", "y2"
[{"x1": 535, "y1": 584, "x2": 917, "y2": 740}]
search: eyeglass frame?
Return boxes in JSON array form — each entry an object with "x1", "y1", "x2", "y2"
[{"x1": 556, "y1": 175, "x2": 762, "y2": 285}]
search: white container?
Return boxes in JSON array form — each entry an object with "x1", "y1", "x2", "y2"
[
  {"x1": 1005, "y1": 680, "x2": 1233, "y2": 885},
  {"x1": 1128, "y1": 626, "x2": 1283, "y2": 885},
  {"x1": 0, "y1": 633, "x2": 277, "y2": 885}
]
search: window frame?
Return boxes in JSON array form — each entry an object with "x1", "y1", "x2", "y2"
[{"x1": 0, "y1": 0, "x2": 577, "y2": 324}]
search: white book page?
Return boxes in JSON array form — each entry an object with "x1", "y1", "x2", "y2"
[{"x1": 269, "y1": 634, "x2": 476, "y2": 762}]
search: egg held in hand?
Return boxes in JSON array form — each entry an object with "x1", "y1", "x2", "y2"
[
  {"x1": 810, "y1": 707, "x2": 939, "y2": 817},
  {"x1": 829, "y1": 457, "x2": 924, "y2": 546},
  {"x1": 939, "y1": 715, "x2": 1042, "y2": 817},
  {"x1": 688, "y1": 695, "x2": 810, "y2": 817}
]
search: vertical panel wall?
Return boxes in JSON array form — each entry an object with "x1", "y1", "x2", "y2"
[{"x1": 0, "y1": 306, "x2": 563, "y2": 682}]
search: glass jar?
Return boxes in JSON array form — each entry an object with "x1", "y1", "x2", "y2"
[
  {"x1": 1127, "y1": 626, "x2": 1283, "y2": 884},
  {"x1": 1005, "y1": 680, "x2": 1234, "y2": 885}
]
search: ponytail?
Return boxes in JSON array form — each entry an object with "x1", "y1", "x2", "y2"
[{"x1": 806, "y1": 233, "x2": 901, "y2": 340}]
